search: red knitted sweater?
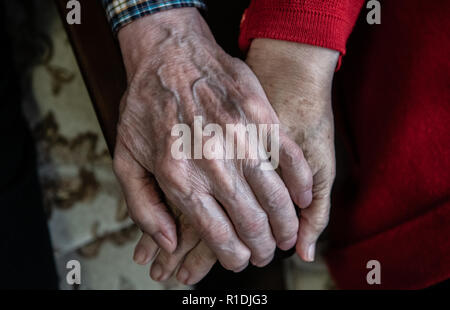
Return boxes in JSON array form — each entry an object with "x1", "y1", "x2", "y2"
[{"x1": 239, "y1": 0, "x2": 450, "y2": 289}]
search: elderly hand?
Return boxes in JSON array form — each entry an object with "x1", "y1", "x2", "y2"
[
  {"x1": 246, "y1": 39, "x2": 339, "y2": 262},
  {"x1": 114, "y1": 8, "x2": 313, "y2": 274},
  {"x1": 132, "y1": 38, "x2": 339, "y2": 286}
]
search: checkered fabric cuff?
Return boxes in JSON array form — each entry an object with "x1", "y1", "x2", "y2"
[{"x1": 102, "y1": 0, "x2": 207, "y2": 33}]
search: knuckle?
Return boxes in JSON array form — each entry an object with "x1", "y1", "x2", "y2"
[
  {"x1": 252, "y1": 252, "x2": 275, "y2": 268},
  {"x1": 218, "y1": 178, "x2": 238, "y2": 199},
  {"x1": 244, "y1": 158, "x2": 261, "y2": 170},
  {"x1": 207, "y1": 162, "x2": 236, "y2": 195},
  {"x1": 223, "y1": 249, "x2": 251, "y2": 272},
  {"x1": 281, "y1": 140, "x2": 304, "y2": 167},
  {"x1": 283, "y1": 166, "x2": 313, "y2": 195},
  {"x1": 154, "y1": 159, "x2": 191, "y2": 196},
  {"x1": 291, "y1": 187, "x2": 313, "y2": 209},
  {"x1": 240, "y1": 213, "x2": 269, "y2": 239},
  {"x1": 289, "y1": 167, "x2": 313, "y2": 206},
  {"x1": 278, "y1": 218, "x2": 299, "y2": 242},
  {"x1": 234, "y1": 254, "x2": 251, "y2": 271},
  {"x1": 250, "y1": 240, "x2": 276, "y2": 267},
  {"x1": 199, "y1": 220, "x2": 232, "y2": 246},
  {"x1": 264, "y1": 185, "x2": 292, "y2": 212},
  {"x1": 301, "y1": 168, "x2": 314, "y2": 191},
  {"x1": 308, "y1": 209, "x2": 330, "y2": 233}
]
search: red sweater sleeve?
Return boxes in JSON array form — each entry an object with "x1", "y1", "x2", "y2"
[{"x1": 239, "y1": 0, "x2": 365, "y2": 57}]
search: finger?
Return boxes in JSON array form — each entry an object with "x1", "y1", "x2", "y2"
[
  {"x1": 150, "y1": 216, "x2": 200, "y2": 281},
  {"x1": 213, "y1": 174, "x2": 277, "y2": 267},
  {"x1": 177, "y1": 241, "x2": 217, "y2": 285},
  {"x1": 278, "y1": 134, "x2": 313, "y2": 208},
  {"x1": 244, "y1": 167, "x2": 299, "y2": 250},
  {"x1": 113, "y1": 143, "x2": 177, "y2": 253},
  {"x1": 133, "y1": 233, "x2": 158, "y2": 265},
  {"x1": 191, "y1": 77, "x2": 276, "y2": 266},
  {"x1": 169, "y1": 192, "x2": 251, "y2": 272},
  {"x1": 296, "y1": 194, "x2": 331, "y2": 262}
]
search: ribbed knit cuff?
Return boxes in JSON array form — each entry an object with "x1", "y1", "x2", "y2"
[{"x1": 239, "y1": 0, "x2": 364, "y2": 68}]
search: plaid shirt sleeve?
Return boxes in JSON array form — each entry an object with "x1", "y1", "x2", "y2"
[{"x1": 101, "y1": 0, "x2": 207, "y2": 33}]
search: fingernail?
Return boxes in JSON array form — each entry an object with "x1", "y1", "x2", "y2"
[
  {"x1": 306, "y1": 244, "x2": 316, "y2": 262},
  {"x1": 177, "y1": 267, "x2": 190, "y2": 284},
  {"x1": 153, "y1": 232, "x2": 174, "y2": 252},
  {"x1": 133, "y1": 246, "x2": 147, "y2": 265},
  {"x1": 150, "y1": 263, "x2": 163, "y2": 281}
]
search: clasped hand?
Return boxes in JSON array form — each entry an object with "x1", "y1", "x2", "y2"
[{"x1": 113, "y1": 8, "x2": 337, "y2": 285}]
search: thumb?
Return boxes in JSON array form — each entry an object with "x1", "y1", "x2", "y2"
[
  {"x1": 113, "y1": 143, "x2": 177, "y2": 254},
  {"x1": 296, "y1": 190, "x2": 331, "y2": 262},
  {"x1": 278, "y1": 134, "x2": 314, "y2": 209}
]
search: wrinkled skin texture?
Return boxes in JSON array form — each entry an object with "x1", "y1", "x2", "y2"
[
  {"x1": 246, "y1": 39, "x2": 338, "y2": 262},
  {"x1": 114, "y1": 8, "x2": 314, "y2": 281},
  {"x1": 132, "y1": 38, "x2": 339, "y2": 285}
]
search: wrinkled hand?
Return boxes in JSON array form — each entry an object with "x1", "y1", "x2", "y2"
[
  {"x1": 130, "y1": 38, "x2": 338, "y2": 285},
  {"x1": 246, "y1": 39, "x2": 339, "y2": 261},
  {"x1": 114, "y1": 8, "x2": 313, "y2": 274},
  {"x1": 133, "y1": 39, "x2": 339, "y2": 285}
]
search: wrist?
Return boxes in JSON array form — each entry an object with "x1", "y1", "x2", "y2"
[
  {"x1": 117, "y1": 8, "x2": 208, "y2": 77},
  {"x1": 246, "y1": 39, "x2": 338, "y2": 103}
]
